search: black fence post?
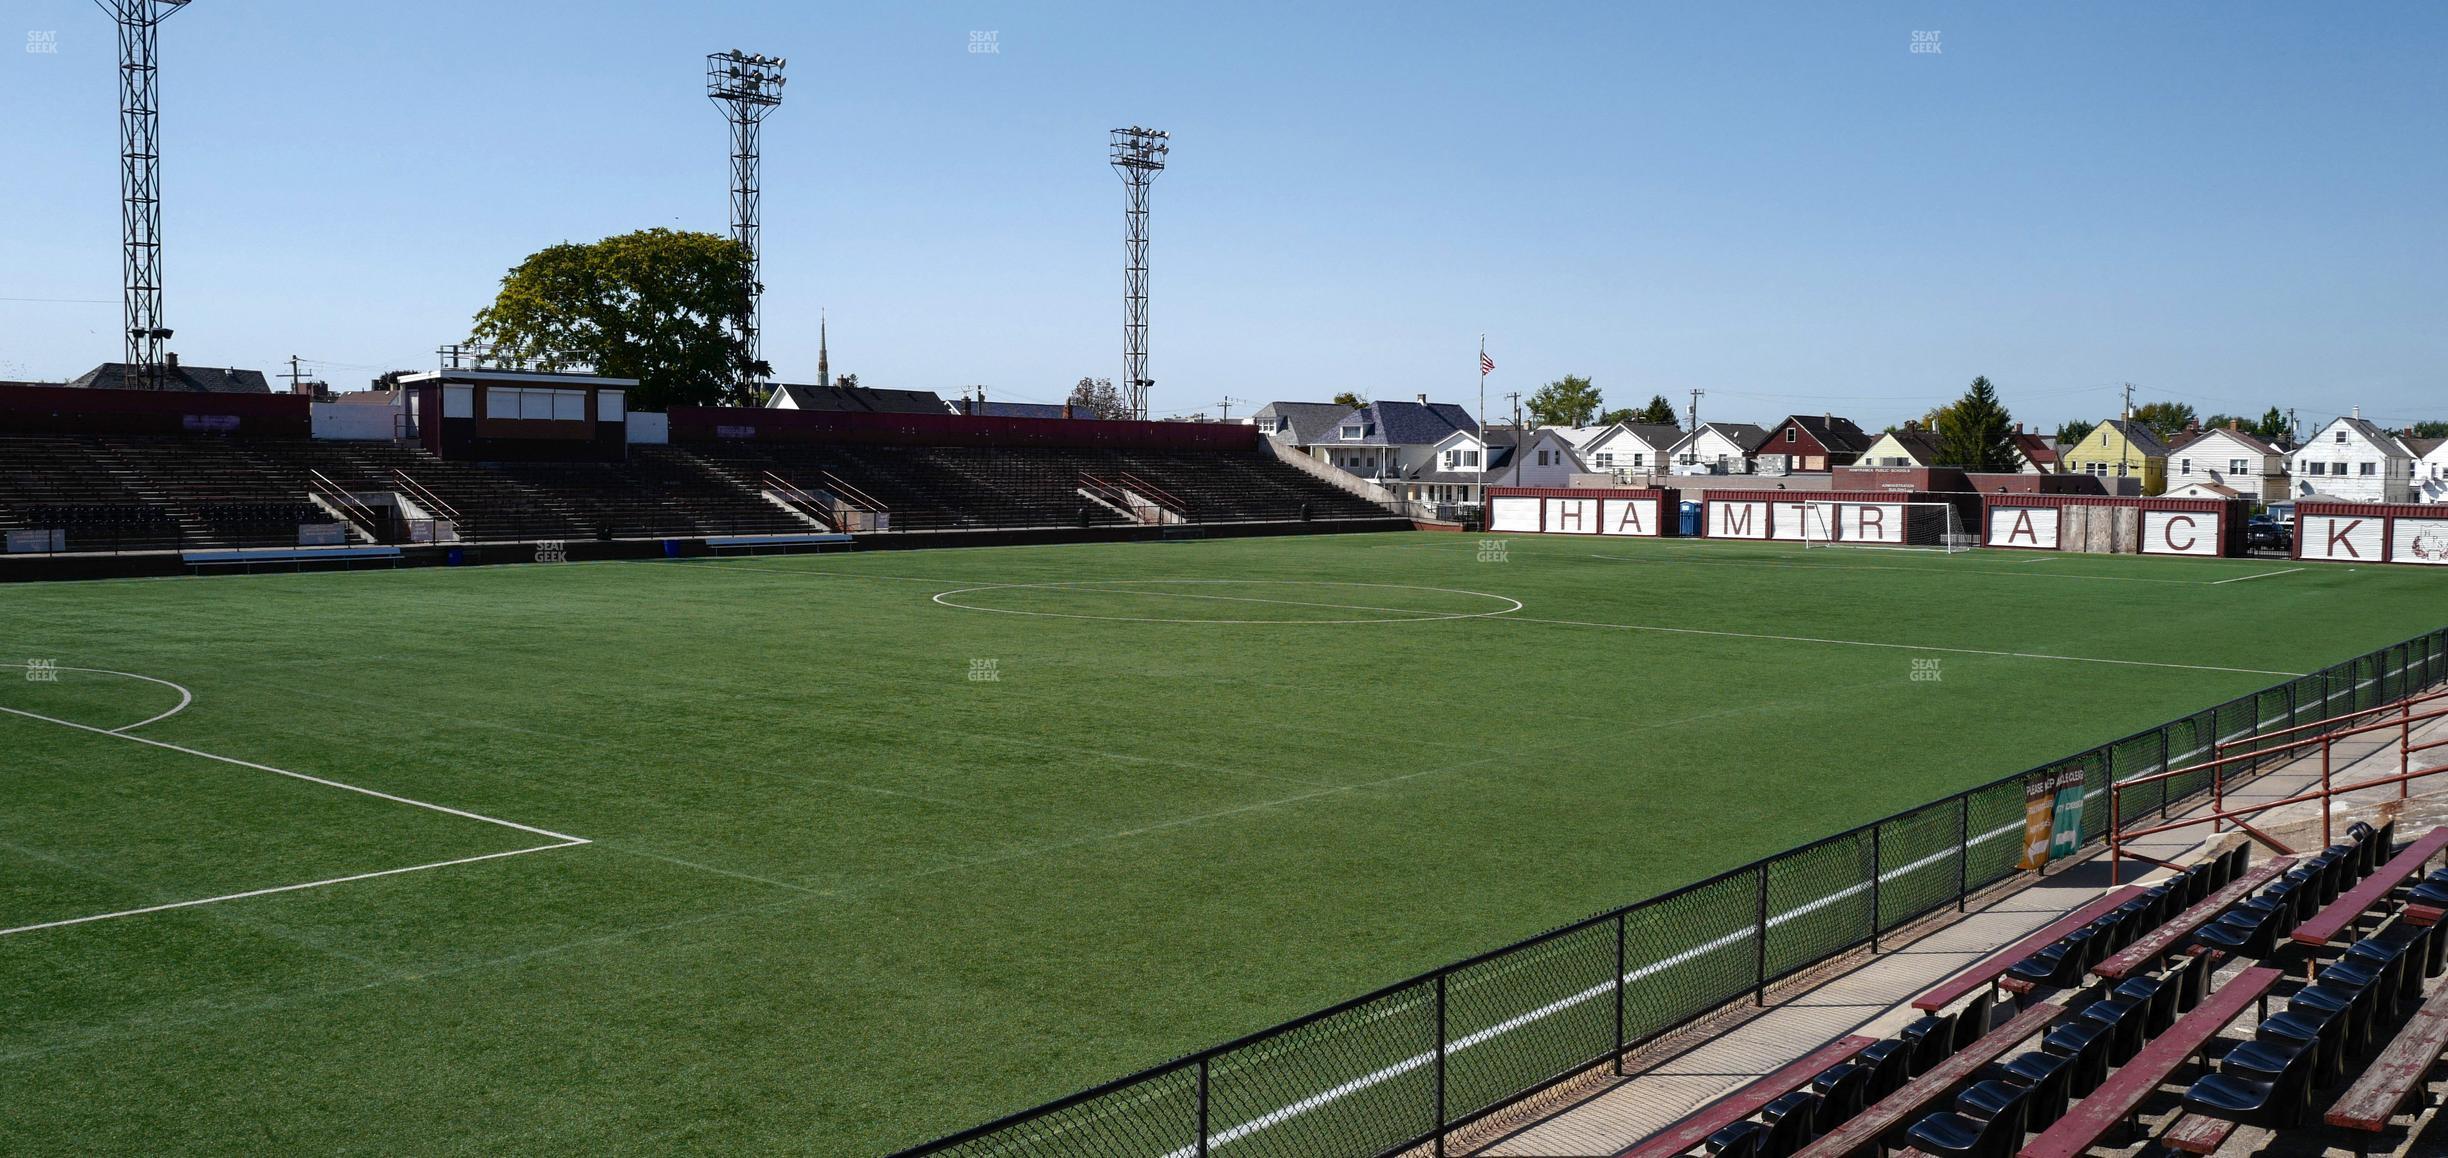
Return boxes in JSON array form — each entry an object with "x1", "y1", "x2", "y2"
[
  {"x1": 1196, "y1": 1058, "x2": 1211, "y2": 1158},
  {"x1": 1433, "y1": 973, "x2": 1449, "y2": 1158},
  {"x1": 1754, "y1": 865, "x2": 1770, "y2": 1005},
  {"x1": 1612, "y1": 910, "x2": 1628, "y2": 1077},
  {"x1": 1957, "y1": 794, "x2": 1971, "y2": 912},
  {"x1": 2159, "y1": 727, "x2": 2172, "y2": 820},
  {"x1": 1869, "y1": 825, "x2": 1883, "y2": 954}
]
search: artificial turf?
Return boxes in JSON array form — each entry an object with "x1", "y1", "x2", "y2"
[{"x1": 0, "y1": 532, "x2": 2439, "y2": 1154}]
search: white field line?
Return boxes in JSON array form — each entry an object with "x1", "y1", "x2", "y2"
[
  {"x1": 0, "y1": 662, "x2": 193, "y2": 733},
  {"x1": 0, "y1": 840, "x2": 585, "y2": 938},
  {"x1": 1500, "y1": 615, "x2": 2307, "y2": 678},
  {"x1": 2210, "y1": 567, "x2": 2306, "y2": 586},
  {"x1": 0, "y1": 703, "x2": 586, "y2": 843},
  {"x1": 1162, "y1": 720, "x2": 2290, "y2": 1157}
]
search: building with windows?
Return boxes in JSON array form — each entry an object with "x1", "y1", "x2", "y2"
[
  {"x1": 2288, "y1": 415, "x2": 2418, "y2": 504},
  {"x1": 2059, "y1": 419, "x2": 2172, "y2": 495}
]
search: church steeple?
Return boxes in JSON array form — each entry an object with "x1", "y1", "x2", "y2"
[{"x1": 817, "y1": 310, "x2": 831, "y2": 389}]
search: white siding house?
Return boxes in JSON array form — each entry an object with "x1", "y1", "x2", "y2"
[
  {"x1": 1666, "y1": 423, "x2": 1771, "y2": 475},
  {"x1": 1580, "y1": 423, "x2": 1682, "y2": 476},
  {"x1": 2289, "y1": 416, "x2": 2416, "y2": 504},
  {"x1": 2167, "y1": 427, "x2": 2290, "y2": 503},
  {"x1": 2414, "y1": 438, "x2": 2448, "y2": 504}
]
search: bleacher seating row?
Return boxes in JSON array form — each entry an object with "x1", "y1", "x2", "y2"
[
  {"x1": 1628, "y1": 818, "x2": 2448, "y2": 1158},
  {"x1": 0, "y1": 434, "x2": 1391, "y2": 551}
]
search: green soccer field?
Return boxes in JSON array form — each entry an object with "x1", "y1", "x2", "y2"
[{"x1": 2, "y1": 532, "x2": 2439, "y2": 1154}]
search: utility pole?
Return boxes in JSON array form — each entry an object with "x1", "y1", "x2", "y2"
[
  {"x1": 1216, "y1": 396, "x2": 1244, "y2": 423},
  {"x1": 2120, "y1": 382, "x2": 2138, "y2": 487},
  {"x1": 1687, "y1": 388, "x2": 1704, "y2": 432},
  {"x1": 281, "y1": 354, "x2": 309, "y2": 395}
]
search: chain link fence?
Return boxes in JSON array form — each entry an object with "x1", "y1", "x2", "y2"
[{"x1": 897, "y1": 625, "x2": 2448, "y2": 1158}]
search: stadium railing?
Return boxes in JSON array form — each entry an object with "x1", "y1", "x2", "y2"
[{"x1": 891, "y1": 625, "x2": 2448, "y2": 1158}]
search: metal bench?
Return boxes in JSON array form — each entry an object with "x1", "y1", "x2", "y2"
[
  {"x1": 2094, "y1": 857, "x2": 2297, "y2": 980},
  {"x1": 1913, "y1": 886, "x2": 2143, "y2": 1012},
  {"x1": 2016, "y1": 965, "x2": 2282, "y2": 1158},
  {"x1": 1793, "y1": 1000, "x2": 2066, "y2": 1158},
  {"x1": 1615, "y1": 1035, "x2": 1876, "y2": 1157},
  {"x1": 2293, "y1": 826, "x2": 2448, "y2": 949}
]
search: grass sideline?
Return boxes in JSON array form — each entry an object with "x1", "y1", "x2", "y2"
[{"x1": 0, "y1": 532, "x2": 2438, "y2": 1154}]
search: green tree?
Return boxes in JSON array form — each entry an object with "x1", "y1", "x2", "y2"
[
  {"x1": 2414, "y1": 420, "x2": 2448, "y2": 439},
  {"x1": 1066, "y1": 376, "x2": 1129, "y2": 420},
  {"x1": 370, "y1": 369, "x2": 415, "y2": 392},
  {"x1": 2257, "y1": 408, "x2": 2293, "y2": 443},
  {"x1": 2056, "y1": 419, "x2": 2096, "y2": 447},
  {"x1": 469, "y1": 228, "x2": 761, "y2": 410},
  {"x1": 1934, "y1": 376, "x2": 2019, "y2": 471},
  {"x1": 1331, "y1": 391, "x2": 1367, "y2": 411},
  {"x1": 2129, "y1": 400, "x2": 2197, "y2": 441},
  {"x1": 1525, "y1": 374, "x2": 1602, "y2": 427},
  {"x1": 1632, "y1": 393, "x2": 1680, "y2": 426}
]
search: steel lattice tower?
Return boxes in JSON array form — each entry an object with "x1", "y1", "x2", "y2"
[
  {"x1": 98, "y1": 0, "x2": 191, "y2": 390},
  {"x1": 707, "y1": 51, "x2": 786, "y2": 394},
  {"x1": 1110, "y1": 127, "x2": 1168, "y2": 421}
]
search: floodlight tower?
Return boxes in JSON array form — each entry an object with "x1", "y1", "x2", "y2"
[
  {"x1": 707, "y1": 50, "x2": 786, "y2": 394},
  {"x1": 1110, "y1": 126, "x2": 1168, "y2": 421},
  {"x1": 98, "y1": 0, "x2": 193, "y2": 390}
]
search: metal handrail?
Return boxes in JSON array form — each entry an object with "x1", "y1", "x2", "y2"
[
  {"x1": 391, "y1": 469, "x2": 459, "y2": 521},
  {"x1": 306, "y1": 469, "x2": 387, "y2": 543},
  {"x1": 816, "y1": 470, "x2": 888, "y2": 514}
]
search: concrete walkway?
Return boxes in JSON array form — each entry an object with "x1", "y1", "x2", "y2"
[{"x1": 1459, "y1": 697, "x2": 2448, "y2": 1158}]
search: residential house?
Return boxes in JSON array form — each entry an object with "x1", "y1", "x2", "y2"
[
  {"x1": 2060, "y1": 419, "x2": 2173, "y2": 495},
  {"x1": 1396, "y1": 425, "x2": 1589, "y2": 510},
  {"x1": 2413, "y1": 437, "x2": 2448, "y2": 504},
  {"x1": 1666, "y1": 422, "x2": 1772, "y2": 475},
  {"x1": 66, "y1": 357, "x2": 270, "y2": 394},
  {"x1": 768, "y1": 382, "x2": 949, "y2": 413},
  {"x1": 2166, "y1": 481, "x2": 2247, "y2": 502},
  {"x1": 2007, "y1": 428, "x2": 2061, "y2": 475},
  {"x1": 1579, "y1": 423, "x2": 1683, "y2": 477},
  {"x1": 2287, "y1": 415, "x2": 2416, "y2": 504},
  {"x1": 1856, "y1": 429, "x2": 1947, "y2": 468},
  {"x1": 957, "y1": 399, "x2": 1083, "y2": 420},
  {"x1": 1755, "y1": 415, "x2": 1876, "y2": 473},
  {"x1": 2166, "y1": 424, "x2": 2289, "y2": 503},
  {"x1": 1248, "y1": 401, "x2": 1353, "y2": 446},
  {"x1": 1306, "y1": 397, "x2": 1478, "y2": 481}
]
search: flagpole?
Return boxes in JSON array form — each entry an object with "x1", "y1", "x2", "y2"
[{"x1": 1477, "y1": 334, "x2": 1488, "y2": 526}]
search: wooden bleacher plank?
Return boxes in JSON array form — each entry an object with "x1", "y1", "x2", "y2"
[
  {"x1": 2325, "y1": 977, "x2": 2448, "y2": 1132},
  {"x1": 1613, "y1": 1035, "x2": 1877, "y2": 1158},
  {"x1": 2161, "y1": 1112, "x2": 2233, "y2": 1154},
  {"x1": 1793, "y1": 1000, "x2": 2067, "y2": 1158},
  {"x1": 2293, "y1": 827, "x2": 2448, "y2": 948},
  {"x1": 1912, "y1": 885, "x2": 2146, "y2": 1012},
  {"x1": 2093, "y1": 857, "x2": 2297, "y2": 981},
  {"x1": 2407, "y1": 904, "x2": 2445, "y2": 928},
  {"x1": 2017, "y1": 965, "x2": 2283, "y2": 1158}
]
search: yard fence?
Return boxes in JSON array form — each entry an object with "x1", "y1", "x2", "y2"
[{"x1": 895, "y1": 626, "x2": 2448, "y2": 1158}]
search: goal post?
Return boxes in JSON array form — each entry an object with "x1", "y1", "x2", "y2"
[{"x1": 1799, "y1": 500, "x2": 1974, "y2": 553}]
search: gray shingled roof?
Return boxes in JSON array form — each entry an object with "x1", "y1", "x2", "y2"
[
  {"x1": 772, "y1": 382, "x2": 950, "y2": 414},
  {"x1": 1319, "y1": 399, "x2": 1477, "y2": 447},
  {"x1": 67, "y1": 362, "x2": 271, "y2": 394},
  {"x1": 1779, "y1": 414, "x2": 1876, "y2": 455},
  {"x1": 1254, "y1": 401, "x2": 1355, "y2": 445}
]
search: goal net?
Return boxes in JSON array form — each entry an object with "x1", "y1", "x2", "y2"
[{"x1": 1798, "y1": 500, "x2": 1974, "y2": 553}]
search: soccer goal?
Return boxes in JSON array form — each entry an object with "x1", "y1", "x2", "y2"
[{"x1": 1799, "y1": 500, "x2": 1975, "y2": 553}]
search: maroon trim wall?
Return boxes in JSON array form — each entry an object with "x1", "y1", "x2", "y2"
[
  {"x1": 0, "y1": 383, "x2": 310, "y2": 437},
  {"x1": 2294, "y1": 501, "x2": 2448, "y2": 566},
  {"x1": 668, "y1": 406, "x2": 1260, "y2": 451},
  {"x1": 1979, "y1": 494, "x2": 2245, "y2": 556},
  {"x1": 1698, "y1": 489, "x2": 1973, "y2": 542},
  {"x1": 1483, "y1": 487, "x2": 1683, "y2": 536}
]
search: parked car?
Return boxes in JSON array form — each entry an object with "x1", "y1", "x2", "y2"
[{"x1": 2245, "y1": 517, "x2": 2291, "y2": 550}]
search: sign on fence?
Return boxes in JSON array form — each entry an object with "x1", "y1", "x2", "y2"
[
  {"x1": 2019, "y1": 773, "x2": 2057, "y2": 870},
  {"x1": 2048, "y1": 766, "x2": 2087, "y2": 859}
]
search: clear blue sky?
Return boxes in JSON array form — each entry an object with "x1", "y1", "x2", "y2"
[{"x1": 3, "y1": 2, "x2": 2443, "y2": 432}]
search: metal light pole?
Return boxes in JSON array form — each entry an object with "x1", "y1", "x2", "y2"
[
  {"x1": 1110, "y1": 126, "x2": 1168, "y2": 421},
  {"x1": 708, "y1": 51, "x2": 787, "y2": 397},
  {"x1": 98, "y1": 0, "x2": 192, "y2": 389}
]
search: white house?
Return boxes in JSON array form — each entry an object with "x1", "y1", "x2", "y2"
[
  {"x1": 1395, "y1": 426, "x2": 1585, "y2": 510},
  {"x1": 2289, "y1": 415, "x2": 2417, "y2": 504},
  {"x1": 2413, "y1": 437, "x2": 2448, "y2": 504},
  {"x1": 1580, "y1": 423, "x2": 1683, "y2": 476},
  {"x1": 1666, "y1": 422, "x2": 1771, "y2": 475},
  {"x1": 1856, "y1": 429, "x2": 1946, "y2": 468},
  {"x1": 2167, "y1": 425, "x2": 2290, "y2": 503},
  {"x1": 1303, "y1": 397, "x2": 1479, "y2": 481}
]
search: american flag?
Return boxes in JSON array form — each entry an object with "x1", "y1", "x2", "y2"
[{"x1": 1479, "y1": 351, "x2": 1494, "y2": 376}]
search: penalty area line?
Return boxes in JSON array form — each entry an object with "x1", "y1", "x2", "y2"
[
  {"x1": 2209, "y1": 567, "x2": 2306, "y2": 586},
  {"x1": 0, "y1": 840, "x2": 588, "y2": 939}
]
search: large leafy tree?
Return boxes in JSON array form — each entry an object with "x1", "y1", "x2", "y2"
[
  {"x1": 2056, "y1": 419, "x2": 2096, "y2": 447},
  {"x1": 1935, "y1": 376, "x2": 2020, "y2": 471},
  {"x1": 1630, "y1": 393, "x2": 1680, "y2": 426},
  {"x1": 470, "y1": 228, "x2": 761, "y2": 409},
  {"x1": 2129, "y1": 400, "x2": 2197, "y2": 441},
  {"x1": 2414, "y1": 420, "x2": 2448, "y2": 439},
  {"x1": 1067, "y1": 376, "x2": 1129, "y2": 419},
  {"x1": 1525, "y1": 374, "x2": 1602, "y2": 427},
  {"x1": 1331, "y1": 391, "x2": 1367, "y2": 411}
]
